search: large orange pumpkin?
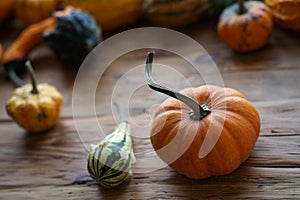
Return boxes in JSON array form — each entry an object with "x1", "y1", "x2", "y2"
[
  {"x1": 217, "y1": 0, "x2": 273, "y2": 52},
  {"x1": 145, "y1": 52, "x2": 260, "y2": 179}
]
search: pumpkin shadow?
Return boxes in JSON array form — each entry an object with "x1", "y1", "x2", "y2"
[
  {"x1": 161, "y1": 165, "x2": 257, "y2": 199},
  {"x1": 229, "y1": 43, "x2": 272, "y2": 60}
]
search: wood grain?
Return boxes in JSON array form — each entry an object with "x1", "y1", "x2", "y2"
[{"x1": 0, "y1": 18, "x2": 300, "y2": 199}]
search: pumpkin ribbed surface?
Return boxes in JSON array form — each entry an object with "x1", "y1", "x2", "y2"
[
  {"x1": 150, "y1": 85, "x2": 260, "y2": 179},
  {"x1": 143, "y1": 0, "x2": 210, "y2": 28},
  {"x1": 217, "y1": 1, "x2": 273, "y2": 52}
]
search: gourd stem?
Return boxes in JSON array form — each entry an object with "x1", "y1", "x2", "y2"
[
  {"x1": 25, "y1": 61, "x2": 39, "y2": 94},
  {"x1": 238, "y1": 0, "x2": 245, "y2": 14},
  {"x1": 114, "y1": 102, "x2": 126, "y2": 122},
  {"x1": 144, "y1": 52, "x2": 211, "y2": 121}
]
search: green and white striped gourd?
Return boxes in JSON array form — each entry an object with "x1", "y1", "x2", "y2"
[
  {"x1": 87, "y1": 104, "x2": 136, "y2": 188},
  {"x1": 143, "y1": 0, "x2": 211, "y2": 29}
]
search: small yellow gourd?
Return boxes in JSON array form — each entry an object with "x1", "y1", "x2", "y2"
[{"x1": 6, "y1": 61, "x2": 63, "y2": 132}]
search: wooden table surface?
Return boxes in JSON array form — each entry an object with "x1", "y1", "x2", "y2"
[{"x1": 0, "y1": 18, "x2": 300, "y2": 199}]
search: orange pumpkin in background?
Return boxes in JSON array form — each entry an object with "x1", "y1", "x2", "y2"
[
  {"x1": 265, "y1": 0, "x2": 300, "y2": 31},
  {"x1": 0, "y1": 0, "x2": 14, "y2": 23},
  {"x1": 15, "y1": 0, "x2": 62, "y2": 25},
  {"x1": 64, "y1": 0, "x2": 143, "y2": 32},
  {"x1": 145, "y1": 52, "x2": 260, "y2": 179},
  {"x1": 217, "y1": 0, "x2": 273, "y2": 52}
]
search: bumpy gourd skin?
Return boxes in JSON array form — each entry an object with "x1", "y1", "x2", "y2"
[
  {"x1": 6, "y1": 84, "x2": 63, "y2": 132},
  {"x1": 43, "y1": 7, "x2": 102, "y2": 66}
]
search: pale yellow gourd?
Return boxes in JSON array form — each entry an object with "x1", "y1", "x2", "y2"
[{"x1": 6, "y1": 61, "x2": 63, "y2": 132}]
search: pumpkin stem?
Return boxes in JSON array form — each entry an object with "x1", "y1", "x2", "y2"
[
  {"x1": 144, "y1": 52, "x2": 211, "y2": 121},
  {"x1": 25, "y1": 61, "x2": 39, "y2": 95},
  {"x1": 113, "y1": 102, "x2": 126, "y2": 122},
  {"x1": 238, "y1": 0, "x2": 245, "y2": 14}
]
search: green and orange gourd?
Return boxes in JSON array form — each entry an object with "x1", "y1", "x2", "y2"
[
  {"x1": 87, "y1": 103, "x2": 136, "y2": 188},
  {"x1": 2, "y1": 6, "x2": 101, "y2": 86}
]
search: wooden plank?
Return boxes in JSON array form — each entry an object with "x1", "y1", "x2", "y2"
[
  {"x1": 1, "y1": 167, "x2": 299, "y2": 199},
  {"x1": 0, "y1": 106, "x2": 299, "y2": 199},
  {"x1": 1, "y1": 23, "x2": 300, "y2": 120},
  {"x1": 1, "y1": 18, "x2": 300, "y2": 199}
]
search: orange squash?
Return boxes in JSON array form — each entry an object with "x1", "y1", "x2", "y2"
[
  {"x1": 15, "y1": 0, "x2": 62, "y2": 25},
  {"x1": 145, "y1": 52, "x2": 260, "y2": 179},
  {"x1": 0, "y1": 0, "x2": 14, "y2": 23},
  {"x1": 217, "y1": 0, "x2": 273, "y2": 52},
  {"x1": 64, "y1": 0, "x2": 143, "y2": 31},
  {"x1": 2, "y1": 17, "x2": 57, "y2": 65},
  {"x1": 265, "y1": 0, "x2": 300, "y2": 31}
]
